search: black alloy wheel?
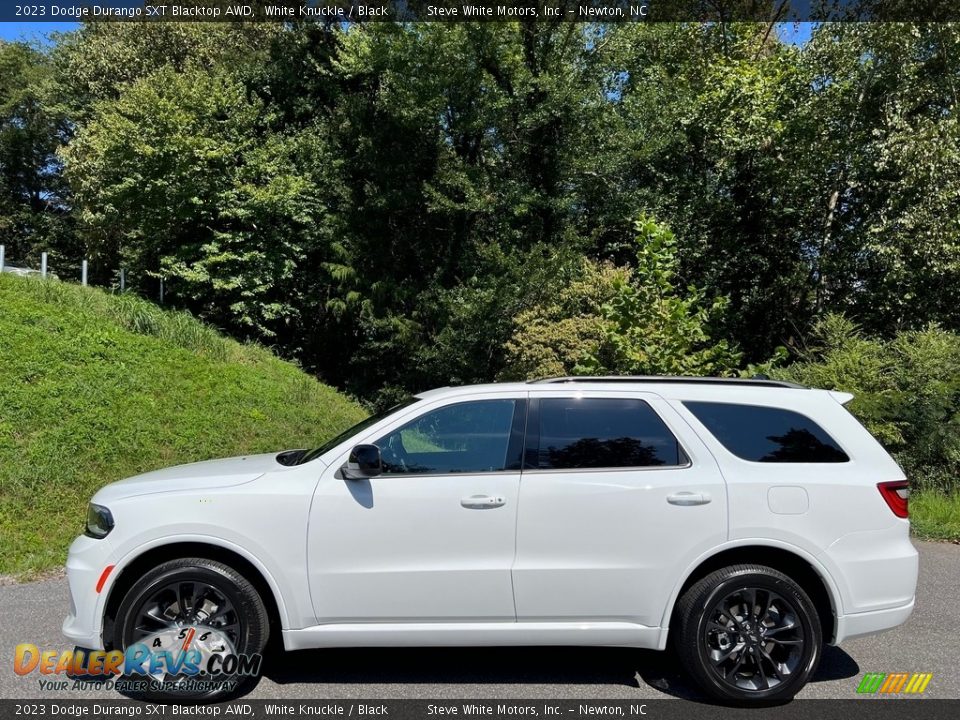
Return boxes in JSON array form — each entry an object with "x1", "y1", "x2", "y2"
[
  {"x1": 112, "y1": 557, "x2": 269, "y2": 703},
  {"x1": 674, "y1": 564, "x2": 822, "y2": 703},
  {"x1": 125, "y1": 578, "x2": 243, "y2": 650},
  {"x1": 702, "y1": 586, "x2": 805, "y2": 692}
]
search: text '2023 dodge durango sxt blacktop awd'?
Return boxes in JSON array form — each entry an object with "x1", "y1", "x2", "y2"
[{"x1": 64, "y1": 376, "x2": 918, "y2": 702}]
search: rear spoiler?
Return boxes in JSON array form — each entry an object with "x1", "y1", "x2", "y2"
[{"x1": 828, "y1": 390, "x2": 855, "y2": 405}]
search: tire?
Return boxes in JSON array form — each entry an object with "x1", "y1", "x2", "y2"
[
  {"x1": 673, "y1": 564, "x2": 822, "y2": 703},
  {"x1": 111, "y1": 557, "x2": 269, "y2": 703}
]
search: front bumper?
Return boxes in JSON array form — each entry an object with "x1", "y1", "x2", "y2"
[{"x1": 62, "y1": 534, "x2": 114, "y2": 650}]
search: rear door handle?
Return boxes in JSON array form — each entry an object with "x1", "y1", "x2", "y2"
[
  {"x1": 461, "y1": 495, "x2": 506, "y2": 509},
  {"x1": 667, "y1": 491, "x2": 711, "y2": 506}
]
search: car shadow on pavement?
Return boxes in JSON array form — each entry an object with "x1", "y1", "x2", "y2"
[
  {"x1": 259, "y1": 644, "x2": 859, "y2": 701},
  {"x1": 632, "y1": 645, "x2": 861, "y2": 702}
]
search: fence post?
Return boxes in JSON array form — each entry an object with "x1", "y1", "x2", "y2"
[
  {"x1": 0, "y1": 244, "x2": 4, "y2": 273},
  {"x1": 159, "y1": 277, "x2": 164, "y2": 304},
  {"x1": 120, "y1": 268, "x2": 125, "y2": 292},
  {"x1": 82, "y1": 260, "x2": 88, "y2": 286},
  {"x1": 41, "y1": 252, "x2": 48, "y2": 278}
]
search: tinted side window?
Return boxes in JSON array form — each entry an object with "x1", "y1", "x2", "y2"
[
  {"x1": 375, "y1": 400, "x2": 519, "y2": 474},
  {"x1": 535, "y1": 398, "x2": 686, "y2": 469},
  {"x1": 684, "y1": 402, "x2": 849, "y2": 463}
]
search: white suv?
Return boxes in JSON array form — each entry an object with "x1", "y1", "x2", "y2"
[{"x1": 64, "y1": 377, "x2": 918, "y2": 702}]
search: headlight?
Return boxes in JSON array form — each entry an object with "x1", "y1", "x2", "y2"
[{"x1": 85, "y1": 503, "x2": 114, "y2": 539}]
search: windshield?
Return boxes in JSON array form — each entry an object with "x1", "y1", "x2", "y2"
[{"x1": 296, "y1": 398, "x2": 419, "y2": 465}]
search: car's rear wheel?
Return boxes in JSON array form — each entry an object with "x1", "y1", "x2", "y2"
[
  {"x1": 673, "y1": 564, "x2": 822, "y2": 703},
  {"x1": 112, "y1": 557, "x2": 268, "y2": 703}
]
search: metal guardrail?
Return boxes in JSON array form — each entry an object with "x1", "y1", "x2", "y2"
[{"x1": 0, "y1": 244, "x2": 158, "y2": 299}]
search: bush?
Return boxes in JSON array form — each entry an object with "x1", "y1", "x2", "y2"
[
  {"x1": 502, "y1": 217, "x2": 741, "y2": 380},
  {"x1": 774, "y1": 315, "x2": 960, "y2": 494},
  {"x1": 501, "y1": 259, "x2": 628, "y2": 379}
]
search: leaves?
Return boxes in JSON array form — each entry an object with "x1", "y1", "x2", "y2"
[
  {"x1": 503, "y1": 216, "x2": 741, "y2": 380},
  {"x1": 0, "y1": 41, "x2": 74, "y2": 265},
  {"x1": 4, "y1": 22, "x2": 960, "y2": 414},
  {"x1": 62, "y1": 60, "x2": 332, "y2": 339},
  {"x1": 775, "y1": 315, "x2": 960, "y2": 492}
]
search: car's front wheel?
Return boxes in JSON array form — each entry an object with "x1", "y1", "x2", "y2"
[
  {"x1": 111, "y1": 557, "x2": 269, "y2": 703},
  {"x1": 673, "y1": 564, "x2": 822, "y2": 703}
]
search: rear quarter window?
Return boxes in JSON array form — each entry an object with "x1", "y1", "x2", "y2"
[{"x1": 683, "y1": 401, "x2": 849, "y2": 463}]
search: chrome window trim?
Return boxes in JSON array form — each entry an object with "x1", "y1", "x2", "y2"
[{"x1": 519, "y1": 462, "x2": 693, "y2": 474}]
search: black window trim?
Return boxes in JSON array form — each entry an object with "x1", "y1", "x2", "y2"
[
  {"x1": 522, "y1": 396, "x2": 692, "y2": 473},
  {"x1": 681, "y1": 400, "x2": 852, "y2": 464},
  {"x1": 370, "y1": 397, "x2": 529, "y2": 478}
]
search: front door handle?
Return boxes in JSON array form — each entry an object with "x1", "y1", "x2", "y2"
[
  {"x1": 461, "y1": 495, "x2": 506, "y2": 509},
  {"x1": 667, "y1": 491, "x2": 711, "y2": 506}
]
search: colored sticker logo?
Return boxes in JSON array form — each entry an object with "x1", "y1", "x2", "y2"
[{"x1": 856, "y1": 672, "x2": 932, "y2": 694}]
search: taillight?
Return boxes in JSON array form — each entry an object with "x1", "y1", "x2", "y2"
[{"x1": 878, "y1": 480, "x2": 910, "y2": 518}]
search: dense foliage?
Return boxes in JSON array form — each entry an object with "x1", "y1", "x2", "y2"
[
  {"x1": 503, "y1": 216, "x2": 740, "y2": 378},
  {"x1": 0, "y1": 41, "x2": 74, "y2": 267},
  {"x1": 774, "y1": 316, "x2": 960, "y2": 495},
  {"x1": 0, "y1": 273, "x2": 365, "y2": 576},
  {"x1": 3, "y1": 22, "x2": 960, "y2": 510},
  {"x1": 772, "y1": 315, "x2": 960, "y2": 538}
]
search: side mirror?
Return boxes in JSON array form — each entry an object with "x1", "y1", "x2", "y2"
[{"x1": 342, "y1": 444, "x2": 382, "y2": 480}]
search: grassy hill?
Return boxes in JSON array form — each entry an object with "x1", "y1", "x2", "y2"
[{"x1": 0, "y1": 274, "x2": 367, "y2": 577}]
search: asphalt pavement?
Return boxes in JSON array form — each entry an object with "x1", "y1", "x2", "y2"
[{"x1": 1, "y1": 540, "x2": 956, "y2": 702}]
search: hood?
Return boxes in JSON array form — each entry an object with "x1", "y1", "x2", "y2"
[{"x1": 92, "y1": 452, "x2": 292, "y2": 503}]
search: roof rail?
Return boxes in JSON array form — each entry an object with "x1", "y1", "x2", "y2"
[{"x1": 528, "y1": 375, "x2": 807, "y2": 389}]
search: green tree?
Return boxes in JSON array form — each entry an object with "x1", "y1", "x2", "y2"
[
  {"x1": 589, "y1": 24, "x2": 814, "y2": 358},
  {"x1": 775, "y1": 315, "x2": 960, "y2": 494},
  {"x1": 588, "y1": 216, "x2": 741, "y2": 376},
  {"x1": 503, "y1": 216, "x2": 741, "y2": 379},
  {"x1": 502, "y1": 258, "x2": 628, "y2": 380},
  {"x1": 44, "y1": 21, "x2": 960, "y2": 403},
  {"x1": 0, "y1": 41, "x2": 74, "y2": 266},
  {"x1": 63, "y1": 65, "x2": 333, "y2": 338},
  {"x1": 55, "y1": 20, "x2": 282, "y2": 113},
  {"x1": 309, "y1": 23, "x2": 621, "y2": 398},
  {"x1": 802, "y1": 24, "x2": 960, "y2": 333}
]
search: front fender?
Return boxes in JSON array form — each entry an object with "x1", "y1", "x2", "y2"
[{"x1": 102, "y1": 533, "x2": 293, "y2": 626}]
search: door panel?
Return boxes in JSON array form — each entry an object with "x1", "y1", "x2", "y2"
[
  {"x1": 512, "y1": 392, "x2": 727, "y2": 628},
  {"x1": 307, "y1": 395, "x2": 526, "y2": 623},
  {"x1": 309, "y1": 473, "x2": 520, "y2": 622}
]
